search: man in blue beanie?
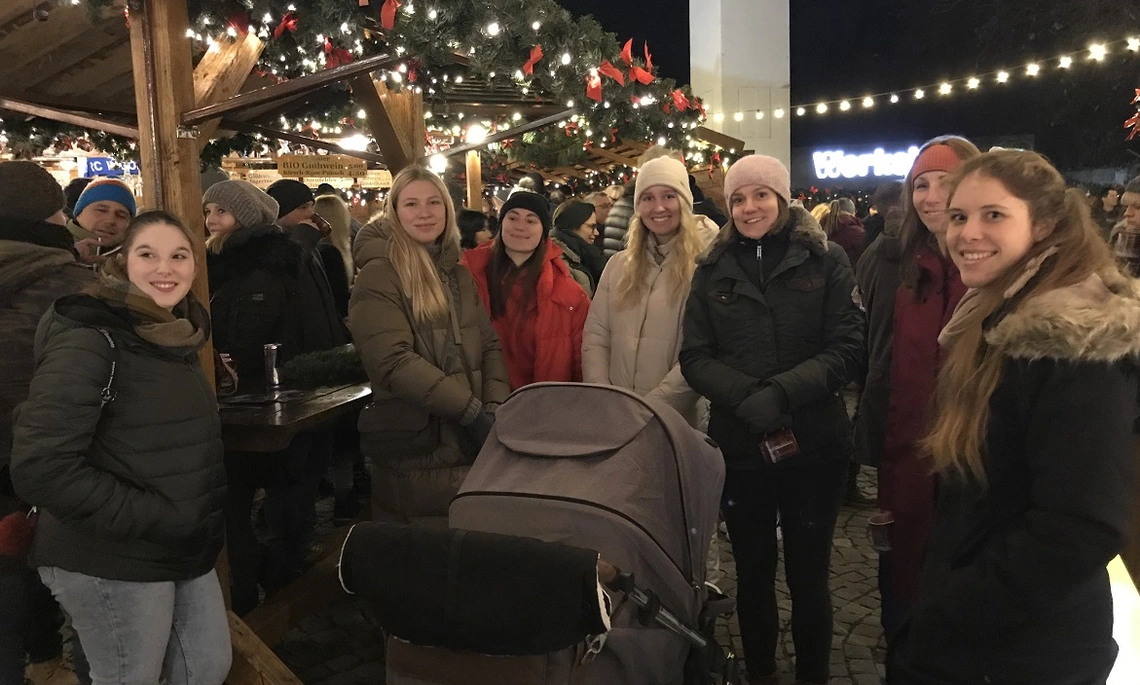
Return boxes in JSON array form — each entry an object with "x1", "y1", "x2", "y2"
[{"x1": 69, "y1": 177, "x2": 137, "y2": 266}]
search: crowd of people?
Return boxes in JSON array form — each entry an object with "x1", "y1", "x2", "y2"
[{"x1": 1, "y1": 133, "x2": 1139, "y2": 685}]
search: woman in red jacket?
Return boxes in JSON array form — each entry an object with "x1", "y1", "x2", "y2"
[
  {"x1": 462, "y1": 191, "x2": 590, "y2": 390},
  {"x1": 853, "y1": 136, "x2": 980, "y2": 641}
]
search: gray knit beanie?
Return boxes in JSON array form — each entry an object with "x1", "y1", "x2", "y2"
[
  {"x1": 202, "y1": 179, "x2": 280, "y2": 229},
  {"x1": 0, "y1": 161, "x2": 65, "y2": 222}
]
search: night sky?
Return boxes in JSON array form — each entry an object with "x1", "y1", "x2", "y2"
[{"x1": 557, "y1": 0, "x2": 1140, "y2": 171}]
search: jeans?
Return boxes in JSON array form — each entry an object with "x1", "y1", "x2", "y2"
[
  {"x1": 722, "y1": 458, "x2": 848, "y2": 684},
  {"x1": 37, "y1": 568, "x2": 231, "y2": 685},
  {"x1": 0, "y1": 567, "x2": 65, "y2": 685}
]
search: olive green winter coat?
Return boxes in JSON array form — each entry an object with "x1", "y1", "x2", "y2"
[{"x1": 349, "y1": 222, "x2": 509, "y2": 522}]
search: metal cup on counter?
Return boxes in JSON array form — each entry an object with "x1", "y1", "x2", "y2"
[{"x1": 264, "y1": 343, "x2": 282, "y2": 392}]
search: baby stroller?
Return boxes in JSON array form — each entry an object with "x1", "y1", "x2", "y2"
[{"x1": 341, "y1": 383, "x2": 732, "y2": 685}]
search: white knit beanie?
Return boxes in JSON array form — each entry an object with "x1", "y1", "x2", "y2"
[
  {"x1": 635, "y1": 157, "x2": 693, "y2": 208},
  {"x1": 723, "y1": 155, "x2": 791, "y2": 205}
]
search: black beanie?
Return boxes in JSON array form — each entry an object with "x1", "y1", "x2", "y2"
[
  {"x1": 553, "y1": 201, "x2": 595, "y2": 234},
  {"x1": 499, "y1": 190, "x2": 551, "y2": 234},
  {"x1": 266, "y1": 179, "x2": 315, "y2": 218}
]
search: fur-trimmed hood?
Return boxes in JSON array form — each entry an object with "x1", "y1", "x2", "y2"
[
  {"x1": 701, "y1": 205, "x2": 828, "y2": 265},
  {"x1": 206, "y1": 224, "x2": 302, "y2": 292},
  {"x1": 986, "y1": 269, "x2": 1140, "y2": 362}
]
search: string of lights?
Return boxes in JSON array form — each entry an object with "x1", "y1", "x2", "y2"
[{"x1": 708, "y1": 33, "x2": 1140, "y2": 123}]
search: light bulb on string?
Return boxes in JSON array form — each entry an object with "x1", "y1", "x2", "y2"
[
  {"x1": 532, "y1": 21, "x2": 541, "y2": 30},
  {"x1": 889, "y1": 94, "x2": 899, "y2": 103},
  {"x1": 914, "y1": 89, "x2": 925, "y2": 99},
  {"x1": 1129, "y1": 37, "x2": 1140, "y2": 51},
  {"x1": 774, "y1": 108, "x2": 785, "y2": 118},
  {"x1": 561, "y1": 53, "x2": 572, "y2": 66},
  {"x1": 796, "y1": 107, "x2": 806, "y2": 116},
  {"x1": 815, "y1": 103, "x2": 827, "y2": 114},
  {"x1": 1088, "y1": 43, "x2": 1107, "y2": 61},
  {"x1": 486, "y1": 22, "x2": 500, "y2": 36},
  {"x1": 1059, "y1": 56, "x2": 1073, "y2": 68},
  {"x1": 713, "y1": 112, "x2": 725, "y2": 123},
  {"x1": 755, "y1": 111, "x2": 764, "y2": 120},
  {"x1": 428, "y1": 9, "x2": 437, "y2": 20},
  {"x1": 1026, "y1": 62, "x2": 1040, "y2": 76},
  {"x1": 733, "y1": 111, "x2": 744, "y2": 121},
  {"x1": 939, "y1": 82, "x2": 952, "y2": 95},
  {"x1": 862, "y1": 96, "x2": 874, "y2": 108},
  {"x1": 997, "y1": 70, "x2": 1010, "y2": 83},
  {"x1": 839, "y1": 100, "x2": 851, "y2": 111}
]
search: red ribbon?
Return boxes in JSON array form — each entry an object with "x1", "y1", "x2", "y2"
[
  {"x1": 620, "y1": 39, "x2": 633, "y2": 67},
  {"x1": 586, "y1": 74, "x2": 603, "y2": 102},
  {"x1": 1133, "y1": 88, "x2": 1140, "y2": 104},
  {"x1": 522, "y1": 45, "x2": 543, "y2": 76},
  {"x1": 644, "y1": 43, "x2": 653, "y2": 72},
  {"x1": 324, "y1": 39, "x2": 355, "y2": 68},
  {"x1": 597, "y1": 60, "x2": 625, "y2": 86},
  {"x1": 661, "y1": 102, "x2": 671, "y2": 114},
  {"x1": 610, "y1": 128, "x2": 618, "y2": 143},
  {"x1": 629, "y1": 65, "x2": 654, "y2": 85},
  {"x1": 227, "y1": 10, "x2": 250, "y2": 35},
  {"x1": 671, "y1": 89, "x2": 690, "y2": 111},
  {"x1": 564, "y1": 121, "x2": 579, "y2": 137},
  {"x1": 1126, "y1": 112, "x2": 1140, "y2": 141},
  {"x1": 273, "y1": 11, "x2": 297, "y2": 39},
  {"x1": 381, "y1": 0, "x2": 401, "y2": 31}
]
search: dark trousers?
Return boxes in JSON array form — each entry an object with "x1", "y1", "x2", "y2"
[
  {"x1": 722, "y1": 458, "x2": 847, "y2": 683},
  {"x1": 0, "y1": 567, "x2": 65, "y2": 685}
]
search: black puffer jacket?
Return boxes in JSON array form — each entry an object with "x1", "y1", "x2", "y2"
[
  {"x1": 207, "y1": 225, "x2": 306, "y2": 385},
  {"x1": 890, "y1": 270, "x2": 1140, "y2": 684},
  {"x1": 681, "y1": 207, "x2": 865, "y2": 468},
  {"x1": 10, "y1": 295, "x2": 225, "y2": 582},
  {"x1": 286, "y1": 224, "x2": 351, "y2": 348},
  {"x1": 602, "y1": 184, "x2": 635, "y2": 256},
  {"x1": 0, "y1": 219, "x2": 96, "y2": 572}
]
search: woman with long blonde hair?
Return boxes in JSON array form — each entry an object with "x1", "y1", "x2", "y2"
[
  {"x1": 889, "y1": 150, "x2": 1140, "y2": 684},
  {"x1": 349, "y1": 165, "x2": 509, "y2": 523},
  {"x1": 314, "y1": 192, "x2": 355, "y2": 319},
  {"x1": 582, "y1": 157, "x2": 715, "y2": 427}
]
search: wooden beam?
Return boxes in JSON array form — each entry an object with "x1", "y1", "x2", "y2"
[
  {"x1": 430, "y1": 102, "x2": 566, "y2": 117},
  {"x1": 3, "y1": 23, "x2": 128, "y2": 93},
  {"x1": 434, "y1": 108, "x2": 576, "y2": 159},
  {"x1": 36, "y1": 40, "x2": 133, "y2": 101},
  {"x1": 193, "y1": 31, "x2": 265, "y2": 147},
  {"x1": 2, "y1": 92, "x2": 135, "y2": 117},
  {"x1": 0, "y1": 96, "x2": 139, "y2": 138},
  {"x1": 227, "y1": 612, "x2": 304, "y2": 685},
  {"x1": 221, "y1": 119, "x2": 388, "y2": 164},
  {"x1": 694, "y1": 126, "x2": 747, "y2": 153},
  {"x1": 588, "y1": 146, "x2": 639, "y2": 169},
  {"x1": 350, "y1": 75, "x2": 412, "y2": 171},
  {"x1": 182, "y1": 53, "x2": 398, "y2": 125}
]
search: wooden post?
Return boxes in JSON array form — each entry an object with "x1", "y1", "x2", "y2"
[
  {"x1": 466, "y1": 151, "x2": 481, "y2": 210},
  {"x1": 350, "y1": 76, "x2": 425, "y2": 172},
  {"x1": 127, "y1": 0, "x2": 212, "y2": 380}
]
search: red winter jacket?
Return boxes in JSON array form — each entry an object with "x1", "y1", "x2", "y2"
[
  {"x1": 828, "y1": 213, "x2": 867, "y2": 272},
  {"x1": 462, "y1": 240, "x2": 590, "y2": 390},
  {"x1": 879, "y1": 244, "x2": 966, "y2": 607}
]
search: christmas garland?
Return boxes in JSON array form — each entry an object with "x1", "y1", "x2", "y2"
[
  {"x1": 20, "y1": 0, "x2": 707, "y2": 171},
  {"x1": 280, "y1": 344, "x2": 368, "y2": 388}
]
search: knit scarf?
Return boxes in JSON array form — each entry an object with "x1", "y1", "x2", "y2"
[
  {"x1": 85, "y1": 257, "x2": 208, "y2": 350},
  {"x1": 938, "y1": 247, "x2": 1059, "y2": 349}
]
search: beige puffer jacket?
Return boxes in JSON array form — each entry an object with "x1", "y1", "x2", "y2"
[
  {"x1": 349, "y1": 222, "x2": 510, "y2": 523},
  {"x1": 581, "y1": 220, "x2": 717, "y2": 428}
]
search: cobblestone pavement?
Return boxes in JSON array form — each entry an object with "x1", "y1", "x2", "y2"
[{"x1": 274, "y1": 470, "x2": 886, "y2": 685}]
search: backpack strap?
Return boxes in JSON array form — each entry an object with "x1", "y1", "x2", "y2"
[{"x1": 93, "y1": 328, "x2": 118, "y2": 408}]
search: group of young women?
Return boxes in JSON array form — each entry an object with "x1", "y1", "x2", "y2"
[{"x1": 6, "y1": 136, "x2": 1137, "y2": 685}]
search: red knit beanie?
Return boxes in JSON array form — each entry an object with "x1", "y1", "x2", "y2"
[{"x1": 910, "y1": 144, "x2": 962, "y2": 179}]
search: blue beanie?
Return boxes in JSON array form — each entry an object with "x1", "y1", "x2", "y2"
[{"x1": 73, "y1": 178, "x2": 137, "y2": 218}]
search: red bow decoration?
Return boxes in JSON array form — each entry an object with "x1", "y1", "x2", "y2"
[
  {"x1": 522, "y1": 45, "x2": 544, "y2": 76},
  {"x1": 1127, "y1": 89, "x2": 1140, "y2": 141},
  {"x1": 586, "y1": 73, "x2": 603, "y2": 102},
  {"x1": 810, "y1": 185, "x2": 819, "y2": 194},
  {"x1": 273, "y1": 11, "x2": 298, "y2": 39},
  {"x1": 610, "y1": 128, "x2": 619, "y2": 143},
  {"x1": 661, "y1": 102, "x2": 671, "y2": 113},
  {"x1": 620, "y1": 39, "x2": 633, "y2": 67},
  {"x1": 628, "y1": 43, "x2": 654, "y2": 85},
  {"x1": 381, "y1": 0, "x2": 402, "y2": 31},
  {"x1": 227, "y1": 10, "x2": 250, "y2": 35},
  {"x1": 597, "y1": 60, "x2": 625, "y2": 86},
  {"x1": 324, "y1": 39, "x2": 355, "y2": 69},
  {"x1": 671, "y1": 89, "x2": 690, "y2": 112},
  {"x1": 564, "y1": 121, "x2": 580, "y2": 137}
]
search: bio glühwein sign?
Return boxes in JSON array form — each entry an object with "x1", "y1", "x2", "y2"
[{"x1": 276, "y1": 154, "x2": 368, "y2": 179}]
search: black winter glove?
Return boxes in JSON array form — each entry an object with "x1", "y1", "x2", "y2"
[
  {"x1": 736, "y1": 384, "x2": 788, "y2": 435},
  {"x1": 465, "y1": 410, "x2": 495, "y2": 448}
]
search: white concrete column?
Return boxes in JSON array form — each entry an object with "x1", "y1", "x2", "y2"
[{"x1": 689, "y1": 0, "x2": 790, "y2": 165}]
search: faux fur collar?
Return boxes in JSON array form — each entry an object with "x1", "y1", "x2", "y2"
[
  {"x1": 701, "y1": 206, "x2": 828, "y2": 264},
  {"x1": 206, "y1": 224, "x2": 303, "y2": 291},
  {"x1": 986, "y1": 270, "x2": 1140, "y2": 362}
]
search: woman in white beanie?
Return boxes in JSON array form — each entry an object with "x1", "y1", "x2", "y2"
[
  {"x1": 680, "y1": 155, "x2": 865, "y2": 684},
  {"x1": 582, "y1": 157, "x2": 716, "y2": 427}
]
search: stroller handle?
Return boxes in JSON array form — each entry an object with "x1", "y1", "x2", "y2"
[{"x1": 596, "y1": 559, "x2": 708, "y2": 650}]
